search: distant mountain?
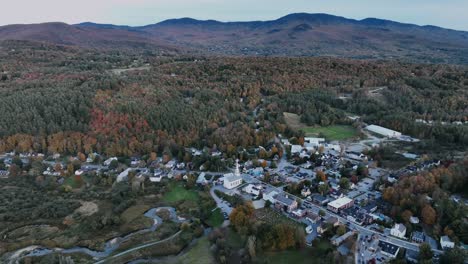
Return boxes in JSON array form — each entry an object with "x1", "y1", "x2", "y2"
[
  {"x1": 0, "y1": 22, "x2": 173, "y2": 51},
  {"x1": 1, "y1": 13, "x2": 468, "y2": 64}
]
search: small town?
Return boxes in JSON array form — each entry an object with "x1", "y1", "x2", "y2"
[{"x1": 1, "y1": 122, "x2": 465, "y2": 264}]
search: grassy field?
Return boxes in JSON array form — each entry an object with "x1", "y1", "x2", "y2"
[
  {"x1": 301, "y1": 125, "x2": 358, "y2": 141},
  {"x1": 256, "y1": 240, "x2": 334, "y2": 264},
  {"x1": 175, "y1": 237, "x2": 216, "y2": 264},
  {"x1": 206, "y1": 208, "x2": 224, "y2": 227},
  {"x1": 121, "y1": 205, "x2": 151, "y2": 223},
  {"x1": 283, "y1": 112, "x2": 357, "y2": 141},
  {"x1": 163, "y1": 183, "x2": 199, "y2": 203}
]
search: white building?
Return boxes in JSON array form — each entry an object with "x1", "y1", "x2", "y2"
[
  {"x1": 365, "y1": 125, "x2": 402, "y2": 138},
  {"x1": 223, "y1": 160, "x2": 243, "y2": 189},
  {"x1": 263, "y1": 190, "x2": 279, "y2": 204},
  {"x1": 244, "y1": 184, "x2": 262, "y2": 196},
  {"x1": 104, "y1": 157, "x2": 118, "y2": 166},
  {"x1": 304, "y1": 137, "x2": 325, "y2": 145},
  {"x1": 291, "y1": 145, "x2": 303, "y2": 154},
  {"x1": 390, "y1": 223, "x2": 407, "y2": 238},
  {"x1": 327, "y1": 197, "x2": 353, "y2": 213},
  {"x1": 440, "y1": 236, "x2": 455, "y2": 249}
]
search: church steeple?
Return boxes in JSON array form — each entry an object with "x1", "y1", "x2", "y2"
[{"x1": 235, "y1": 159, "x2": 240, "y2": 177}]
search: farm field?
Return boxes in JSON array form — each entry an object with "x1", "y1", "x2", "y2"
[
  {"x1": 283, "y1": 112, "x2": 358, "y2": 141},
  {"x1": 301, "y1": 125, "x2": 358, "y2": 141}
]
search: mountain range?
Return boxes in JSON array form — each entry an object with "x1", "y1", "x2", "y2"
[{"x1": 1, "y1": 13, "x2": 467, "y2": 64}]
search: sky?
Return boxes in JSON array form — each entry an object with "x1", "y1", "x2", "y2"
[{"x1": 1, "y1": 0, "x2": 467, "y2": 31}]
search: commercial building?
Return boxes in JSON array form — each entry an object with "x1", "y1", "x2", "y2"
[
  {"x1": 365, "y1": 125, "x2": 402, "y2": 138},
  {"x1": 327, "y1": 197, "x2": 354, "y2": 213}
]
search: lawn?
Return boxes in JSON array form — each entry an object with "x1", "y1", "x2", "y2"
[
  {"x1": 163, "y1": 183, "x2": 199, "y2": 203},
  {"x1": 63, "y1": 175, "x2": 84, "y2": 189},
  {"x1": 175, "y1": 237, "x2": 216, "y2": 264},
  {"x1": 255, "y1": 208, "x2": 305, "y2": 228},
  {"x1": 256, "y1": 240, "x2": 334, "y2": 264},
  {"x1": 206, "y1": 208, "x2": 224, "y2": 227},
  {"x1": 301, "y1": 125, "x2": 358, "y2": 141}
]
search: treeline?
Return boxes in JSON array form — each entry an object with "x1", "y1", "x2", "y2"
[
  {"x1": 382, "y1": 159, "x2": 468, "y2": 244},
  {"x1": 0, "y1": 41, "x2": 467, "y2": 155}
]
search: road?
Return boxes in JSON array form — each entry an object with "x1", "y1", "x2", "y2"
[
  {"x1": 209, "y1": 185, "x2": 234, "y2": 215},
  {"x1": 242, "y1": 171, "x2": 443, "y2": 255},
  {"x1": 95, "y1": 230, "x2": 183, "y2": 264}
]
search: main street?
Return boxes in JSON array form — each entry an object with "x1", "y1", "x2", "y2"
[{"x1": 241, "y1": 171, "x2": 443, "y2": 255}]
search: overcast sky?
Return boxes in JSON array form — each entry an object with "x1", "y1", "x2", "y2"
[{"x1": 1, "y1": 0, "x2": 467, "y2": 31}]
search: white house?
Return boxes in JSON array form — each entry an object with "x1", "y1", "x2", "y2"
[
  {"x1": 263, "y1": 190, "x2": 279, "y2": 204},
  {"x1": 196, "y1": 172, "x2": 208, "y2": 185},
  {"x1": 104, "y1": 157, "x2": 118, "y2": 166},
  {"x1": 244, "y1": 184, "x2": 262, "y2": 196},
  {"x1": 440, "y1": 236, "x2": 455, "y2": 249},
  {"x1": 390, "y1": 223, "x2": 407, "y2": 238},
  {"x1": 291, "y1": 145, "x2": 303, "y2": 155},
  {"x1": 223, "y1": 160, "x2": 242, "y2": 189}
]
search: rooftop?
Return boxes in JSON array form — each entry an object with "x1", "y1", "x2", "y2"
[
  {"x1": 328, "y1": 196, "x2": 353, "y2": 208},
  {"x1": 275, "y1": 194, "x2": 296, "y2": 206},
  {"x1": 378, "y1": 240, "x2": 400, "y2": 255}
]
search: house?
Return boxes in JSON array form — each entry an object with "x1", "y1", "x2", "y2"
[
  {"x1": 440, "y1": 236, "x2": 455, "y2": 249},
  {"x1": 317, "y1": 216, "x2": 339, "y2": 234},
  {"x1": 301, "y1": 187, "x2": 311, "y2": 197},
  {"x1": 0, "y1": 170, "x2": 9, "y2": 178},
  {"x1": 104, "y1": 157, "x2": 118, "y2": 167},
  {"x1": 292, "y1": 209, "x2": 306, "y2": 218},
  {"x1": 327, "y1": 197, "x2": 354, "y2": 213},
  {"x1": 411, "y1": 231, "x2": 425, "y2": 243},
  {"x1": 244, "y1": 184, "x2": 262, "y2": 196},
  {"x1": 362, "y1": 202, "x2": 378, "y2": 213},
  {"x1": 405, "y1": 249, "x2": 419, "y2": 263},
  {"x1": 378, "y1": 240, "x2": 400, "y2": 258},
  {"x1": 274, "y1": 194, "x2": 298, "y2": 212},
  {"x1": 263, "y1": 190, "x2": 279, "y2": 204},
  {"x1": 312, "y1": 194, "x2": 329, "y2": 205},
  {"x1": 390, "y1": 223, "x2": 407, "y2": 238},
  {"x1": 305, "y1": 210, "x2": 321, "y2": 224},
  {"x1": 291, "y1": 145, "x2": 303, "y2": 155},
  {"x1": 409, "y1": 216, "x2": 420, "y2": 224}
]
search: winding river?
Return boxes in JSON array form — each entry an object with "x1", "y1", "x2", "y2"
[{"x1": 4, "y1": 207, "x2": 186, "y2": 263}]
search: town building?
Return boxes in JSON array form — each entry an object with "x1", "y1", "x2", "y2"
[
  {"x1": 409, "y1": 216, "x2": 420, "y2": 224},
  {"x1": 378, "y1": 240, "x2": 400, "y2": 258},
  {"x1": 327, "y1": 196, "x2": 354, "y2": 213},
  {"x1": 274, "y1": 194, "x2": 298, "y2": 212},
  {"x1": 263, "y1": 189, "x2": 279, "y2": 204},
  {"x1": 365, "y1": 125, "x2": 402, "y2": 138},
  {"x1": 411, "y1": 231, "x2": 425, "y2": 243},
  {"x1": 223, "y1": 160, "x2": 243, "y2": 189},
  {"x1": 440, "y1": 236, "x2": 455, "y2": 249},
  {"x1": 390, "y1": 223, "x2": 407, "y2": 238},
  {"x1": 244, "y1": 184, "x2": 262, "y2": 196},
  {"x1": 312, "y1": 194, "x2": 329, "y2": 205}
]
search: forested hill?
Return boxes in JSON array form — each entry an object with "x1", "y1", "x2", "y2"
[
  {"x1": 1, "y1": 13, "x2": 468, "y2": 64},
  {"x1": 0, "y1": 41, "x2": 467, "y2": 156}
]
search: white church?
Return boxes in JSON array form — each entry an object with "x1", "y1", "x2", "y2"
[{"x1": 223, "y1": 160, "x2": 243, "y2": 189}]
